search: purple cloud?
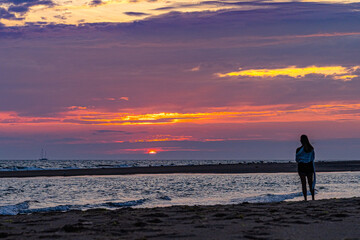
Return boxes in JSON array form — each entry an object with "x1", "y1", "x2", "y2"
[
  {"x1": 0, "y1": 7, "x2": 19, "y2": 19},
  {"x1": 124, "y1": 11, "x2": 150, "y2": 16},
  {"x1": 8, "y1": 5, "x2": 28, "y2": 13},
  {"x1": 0, "y1": 0, "x2": 54, "y2": 20},
  {"x1": 93, "y1": 130, "x2": 137, "y2": 135},
  {"x1": 89, "y1": 0, "x2": 102, "y2": 6}
]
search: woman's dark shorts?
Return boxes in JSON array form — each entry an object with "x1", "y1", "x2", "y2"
[{"x1": 298, "y1": 162, "x2": 314, "y2": 176}]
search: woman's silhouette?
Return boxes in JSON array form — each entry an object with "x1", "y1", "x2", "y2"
[{"x1": 296, "y1": 135, "x2": 315, "y2": 201}]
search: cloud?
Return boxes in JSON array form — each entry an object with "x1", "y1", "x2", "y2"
[
  {"x1": 130, "y1": 135, "x2": 192, "y2": 143},
  {"x1": 48, "y1": 137, "x2": 83, "y2": 143},
  {"x1": 0, "y1": 0, "x2": 359, "y2": 29},
  {"x1": 127, "y1": 0, "x2": 157, "y2": 2},
  {"x1": 54, "y1": 14, "x2": 67, "y2": 20},
  {"x1": 0, "y1": 0, "x2": 54, "y2": 20},
  {"x1": 5, "y1": 102, "x2": 360, "y2": 127},
  {"x1": 93, "y1": 97, "x2": 129, "y2": 101},
  {"x1": 153, "y1": 6, "x2": 174, "y2": 11},
  {"x1": 93, "y1": 130, "x2": 136, "y2": 135},
  {"x1": 68, "y1": 106, "x2": 87, "y2": 110},
  {"x1": 124, "y1": 11, "x2": 150, "y2": 16},
  {"x1": 188, "y1": 66, "x2": 200, "y2": 72},
  {"x1": 7, "y1": 5, "x2": 28, "y2": 13},
  {"x1": 152, "y1": 0, "x2": 254, "y2": 11},
  {"x1": 0, "y1": 7, "x2": 19, "y2": 19},
  {"x1": 1, "y1": 1, "x2": 360, "y2": 35},
  {"x1": 1, "y1": 1, "x2": 360, "y2": 117},
  {"x1": 1, "y1": 1, "x2": 360, "y2": 160},
  {"x1": 89, "y1": 0, "x2": 103, "y2": 7},
  {"x1": 0, "y1": 0, "x2": 53, "y2": 5},
  {"x1": 217, "y1": 66, "x2": 360, "y2": 81}
]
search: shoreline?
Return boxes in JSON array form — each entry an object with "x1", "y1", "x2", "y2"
[
  {"x1": 1, "y1": 197, "x2": 360, "y2": 239},
  {"x1": 1, "y1": 161, "x2": 360, "y2": 178}
]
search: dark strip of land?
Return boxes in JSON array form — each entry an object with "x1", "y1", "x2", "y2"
[{"x1": 1, "y1": 161, "x2": 360, "y2": 178}]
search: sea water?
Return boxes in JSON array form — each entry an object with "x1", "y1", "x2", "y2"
[
  {"x1": 1, "y1": 172, "x2": 360, "y2": 215},
  {"x1": 0, "y1": 159, "x2": 283, "y2": 171}
]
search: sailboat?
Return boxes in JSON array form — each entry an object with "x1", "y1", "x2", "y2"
[{"x1": 39, "y1": 148, "x2": 48, "y2": 161}]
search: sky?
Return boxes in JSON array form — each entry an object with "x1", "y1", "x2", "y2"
[{"x1": 1, "y1": 0, "x2": 360, "y2": 160}]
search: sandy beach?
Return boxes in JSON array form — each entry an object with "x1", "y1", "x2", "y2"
[
  {"x1": 1, "y1": 161, "x2": 360, "y2": 178},
  {"x1": 0, "y1": 197, "x2": 359, "y2": 239}
]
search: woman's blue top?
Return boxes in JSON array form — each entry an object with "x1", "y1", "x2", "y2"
[{"x1": 296, "y1": 146, "x2": 315, "y2": 163}]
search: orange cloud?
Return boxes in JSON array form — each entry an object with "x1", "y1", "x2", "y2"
[
  {"x1": 68, "y1": 106, "x2": 87, "y2": 110},
  {"x1": 216, "y1": 65, "x2": 360, "y2": 81},
  {"x1": 187, "y1": 66, "x2": 200, "y2": 72},
  {"x1": 2, "y1": 102, "x2": 360, "y2": 129},
  {"x1": 56, "y1": 102, "x2": 360, "y2": 125},
  {"x1": 131, "y1": 135, "x2": 192, "y2": 143}
]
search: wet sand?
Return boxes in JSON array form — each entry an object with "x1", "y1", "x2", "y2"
[
  {"x1": 1, "y1": 161, "x2": 360, "y2": 178},
  {"x1": 1, "y1": 197, "x2": 360, "y2": 239}
]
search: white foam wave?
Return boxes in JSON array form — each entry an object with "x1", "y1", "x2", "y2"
[
  {"x1": 0, "y1": 201, "x2": 31, "y2": 215},
  {"x1": 233, "y1": 192, "x2": 303, "y2": 203},
  {"x1": 0, "y1": 199, "x2": 148, "y2": 215},
  {"x1": 159, "y1": 196, "x2": 171, "y2": 201},
  {"x1": 0, "y1": 166, "x2": 45, "y2": 171}
]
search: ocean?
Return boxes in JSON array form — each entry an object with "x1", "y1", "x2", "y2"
[
  {"x1": 1, "y1": 160, "x2": 360, "y2": 215},
  {"x1": 0, "y1": 159, "x2": 272, "y2": 172}
]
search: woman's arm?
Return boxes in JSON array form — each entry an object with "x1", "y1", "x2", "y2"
[
  {"x1": 295, "y1": 147, "x2": 302, "y2": 162},
  {"x1": 312, "y1": 151, "x2": 315, "y2": 161}
]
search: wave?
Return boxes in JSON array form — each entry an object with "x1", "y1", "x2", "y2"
[
  {"x1": 0, "y1": 201, "x2": 31, "y2": 215},
  {"x1": 0, "y1": 199, "x2": 147, "y2": 216},
  {"x1": 0, "y1": 165, "x2": 134, "y2": 172},
  {"x1": 158, "y1": 195, "x2": 171, "y2": 201},
  {"x1": 0, "y1": 166, "x2": 84, "y2": 172},
  {"x1": 0, "y1": 166, "x2": 45, "y2": 171},
  {"x1": 233, "y1": 192, "x2": 304, "y2": 204}
]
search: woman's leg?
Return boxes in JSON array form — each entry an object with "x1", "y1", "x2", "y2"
[
  {"x1": 307, "y1": 174, "x2": 315, "y2": 200},
  {"x1": 300, "y1": 175, "x2": 307, "y2": 201}
]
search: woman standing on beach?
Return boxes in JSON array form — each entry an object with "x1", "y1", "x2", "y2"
[{"x1": 296, "y1": 135, "x2": 315, "y2": 201}]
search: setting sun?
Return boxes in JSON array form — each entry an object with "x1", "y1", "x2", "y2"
[{"x1": 148, "y1": 150, "x2": 157, "y2": 155}]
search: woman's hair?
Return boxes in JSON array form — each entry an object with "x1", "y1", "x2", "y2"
[{"x1": 300, "y1": 135, "x2": 314, "y2": 152}]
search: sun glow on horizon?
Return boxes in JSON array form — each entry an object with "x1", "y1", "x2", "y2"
[{"x1": 148, "y1": 150, "x2": 157, "y2": 154}]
